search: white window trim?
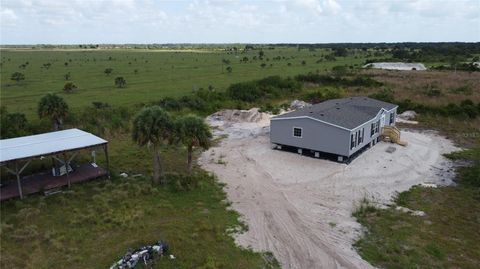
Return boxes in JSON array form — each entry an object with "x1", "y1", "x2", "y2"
[{"x1": 293, "y1": 127, "x2": 303, "y2": 138}]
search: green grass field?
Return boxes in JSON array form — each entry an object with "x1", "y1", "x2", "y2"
[
  {"x1": 1, "y1": 47, "x2": 479, "y2": 269},
  {"x1": 0, "y1": 48, "x2": 367, "y2": 117}
]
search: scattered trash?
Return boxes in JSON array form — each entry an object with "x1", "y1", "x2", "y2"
[
  {"x1": 395, "y1": 206, "x2": 426, "y2": 217},
  {"x1": 419, "y1": 183, "x2": 437, "y2": 188},
  {"x1": 169, "y1": 254, "x2": 175, "y2": 260},
  {"x1": 44, "y1": 188, "x2": 63, "y2": 196},
  {"x1": 119, "y1": 172, "x2": 128, "y2": 178},
  {"x1": 109, "y1": 241, "x2": 169, "y2": 269}
]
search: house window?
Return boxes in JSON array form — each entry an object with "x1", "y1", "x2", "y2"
[
  {"x1": 390, "y1": 112, "x2": 395, "y2": 125},
  {"x1": 370, "y1": 123, "x2": 375, "y2": 137},
  {"x1": 350, "y1": 134, "x2": 355, "y2": 150},
  {"x1": 375, "y1": 120, "x2": 380, "y2": 133},
  {"x1": 293, "y1": 127, "x2": 302, "y2": 138}
]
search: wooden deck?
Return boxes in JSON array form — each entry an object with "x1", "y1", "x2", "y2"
[{"x1": 1, "y1": 163, "x2": 107, "y2": 201}]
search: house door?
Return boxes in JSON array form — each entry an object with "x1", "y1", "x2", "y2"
[{"x1": 380, "y1": 113, "x2": 386, "y2": 128}]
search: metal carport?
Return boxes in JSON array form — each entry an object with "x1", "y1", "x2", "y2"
[{"x1": 0, "y1": 128, "x2": 109, "y2": 200}]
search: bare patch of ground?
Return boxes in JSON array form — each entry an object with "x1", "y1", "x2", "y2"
[{"x1": 199, "y1": 109, "x2": 459, "y2": 269}]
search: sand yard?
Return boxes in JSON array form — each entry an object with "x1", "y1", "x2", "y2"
[{"x1": 199, "y1": 109, "x2": 458, "y2": 269}]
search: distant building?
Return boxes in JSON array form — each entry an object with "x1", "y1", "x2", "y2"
[
  {"x1": 364, "y1": 62, "x2": 426, "y2": 71},
  {"x1": 270, "y1": 97, "x2": 398, "y2": 162}
]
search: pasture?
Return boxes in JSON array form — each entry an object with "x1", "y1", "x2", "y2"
[{"x1": 0, "y1": 47, "x2": 366, "y2": 117}]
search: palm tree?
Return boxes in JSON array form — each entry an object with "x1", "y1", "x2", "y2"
[
  {"x1": 132, "y1": 106, "x2": 174, "y2": 184},
  {"x1": 175, "y1": 115, "x2": 212, "y2": 172},
  {"x1": 38, "y1": 93, "x2": 69, "y2": 131}
]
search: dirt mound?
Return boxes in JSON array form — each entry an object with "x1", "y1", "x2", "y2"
[
  {"x1": 206, "y1": 108, "x2": 271, "y2": 139},
  {"x1": 208, "y1": 108, "x2": 269, "y2": 124}
]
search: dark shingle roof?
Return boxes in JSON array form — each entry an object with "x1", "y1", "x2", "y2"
[{"x1": 272, "y1": 97, "x2": 397, "y2": 129}]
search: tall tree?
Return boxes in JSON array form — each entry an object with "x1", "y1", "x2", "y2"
[
  {"x1": 37, "y1": 93, "x2": 69, "y2": 131},
  {"x1": 175, "y1": 115, "x2": 212, "y2": 172},
  {"x1": 132, "y1": 106, "x2": 174, "y2": 184}
]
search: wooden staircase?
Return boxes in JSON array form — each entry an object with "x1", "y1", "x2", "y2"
[{"x1": 381, "y1": 126, "x2": 408, "y2": 146}]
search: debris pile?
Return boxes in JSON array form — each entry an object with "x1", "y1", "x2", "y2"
[
  {"x1": 398, "y1": 110, "x2": 417, "y2": 120},
  {"x1": 208, "y1": 108, "x2": 269, "y2": 124},
  {"x1": 396, "y1": 110, "x2": 419, "y2": 124},
  {"x1": 109, "y1": 241, "x2": 170, "y2": 269},
  {"x1": 290, "y1": 100, "x2": 311, "y2": 110},
  {"x1": 206, "y1": 108, "x2": 270, "y2": 139}
]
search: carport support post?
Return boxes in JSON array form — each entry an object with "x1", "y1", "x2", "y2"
[
  {"x1": 104, "y1": 144, "x2": 110, "y2": 179},
  {"x1": 63, "y1": 153, "x2": 71, "y2": 188},
  {"x1": 15, "y1": 161, "x2": 23, "y2": 199}
]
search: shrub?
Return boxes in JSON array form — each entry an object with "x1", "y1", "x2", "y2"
[
  {"x1": 114, "y1": 77, "x2": 126, "y2": 88},
  {"x1": 304, "y1": 88, "x2": 344, "y2": 104},
  {"x1": 425, "y1": 88, "x2": 442, "y2": 97},
  {"x1": 227, "y1": 76, "x2": 301, "y2": 102},
  {"x1": 63, "y1": 82, "x2": 77, "y2": 93},
  {"x1": 104, "y1": 68, "x2": 113, "y2": 75},
  {"x1": 167, "y1": 172, "x2": 214, "y2": 192},
  {"x1": 295, "y1": 72, "x2": 382, "y2": 88},
  {"x1": 259, "y1": 103, "x2": 280, "y2": 115},
  {"x1": 369, "y1": 89, "x2": 395, "y2": 103},
  {"x1": 10, "y1": 72, "x2": 25, "y2": 83},
  {"x1": 0, "y1": 107, "x2": 29, "y2": 138},
  {"x1": 449, "y1": 85, "x2": 473, "y2": 95}
]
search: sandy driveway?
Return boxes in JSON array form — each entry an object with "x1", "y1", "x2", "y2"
[{"x1": 199, "y1": 109, "x2": 458, "y2": 269}]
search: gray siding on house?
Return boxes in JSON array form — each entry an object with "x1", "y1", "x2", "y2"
[
  {"x1": 271, "y1": 107, "x2": 398, "y2": 158},
  {"x1": 348, "y1": 107, "x2": 397, "y2": 156},
  {"x1": 270, "y1": 117, "x2": 351, "y2": 156}
]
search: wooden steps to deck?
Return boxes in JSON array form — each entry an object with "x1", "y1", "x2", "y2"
[{"x1": 381, "y1": 126, "x2": 408, "y2": 146}]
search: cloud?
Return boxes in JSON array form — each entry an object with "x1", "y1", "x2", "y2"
[
  {"x1": 0, "y1": 8, "x2": 18, "y2": 25},
  {"x1": 0, "y1": 0, "x2": 478, "y2": 43}
]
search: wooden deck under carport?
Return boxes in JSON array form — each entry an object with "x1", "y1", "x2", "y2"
[{"x1": 1, "y1": 163, "x2": 107, "y2": 201}]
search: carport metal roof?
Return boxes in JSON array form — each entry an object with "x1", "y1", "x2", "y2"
[
  {"x1": 0, "y1": 128, "x2": 109, "y2": 199},
  {"x1": 0, "y1": 128, "x2": 107, "y2": 163}
]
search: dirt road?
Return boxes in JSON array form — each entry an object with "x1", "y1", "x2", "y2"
[{"x1": 199, "y1": 110, "x2": 458, "y2": 269}]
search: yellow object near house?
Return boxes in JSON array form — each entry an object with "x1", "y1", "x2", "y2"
[{"x1": 381, "y1": 126, "x2": 408, "y2": 146}]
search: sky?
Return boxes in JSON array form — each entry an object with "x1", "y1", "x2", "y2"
[{"x1": 1, "y1": 0, "x2": 479, "y2": 44}]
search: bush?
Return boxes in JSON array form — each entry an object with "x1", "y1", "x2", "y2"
[
  {"x1": 166, "y1": 172, "x2": 214, "y2": 192},
  {"x1": 425, "y1": 88, "x2": 442, "y2": 97},
  {"x1": 77, "y1": 104, "x2": 132, "y2": 134},
  {"x1": 449, "y1": 85, "x2": 473, "y2": 95},
  {"x1": 295, "y1": 72, "x2": 382, "y2": 88},
  {"x1": 369, "y1": 89, "x2": 395, "y2": 103},
  {"x1": 227, "y1": 76, "x2": 301, "y2": 103},
  {"x1": 259, "y1": 103, "x2": 281, "y2": 115},
  {"x1": 304, "y1": 88, "x2": 344, "y2": 104},
  {"x1": 63, "y1": 82, "x2": 77, "y2": 93},
  {"x1": 0, "y1": 107, "x2": 29, "y2": 138}
]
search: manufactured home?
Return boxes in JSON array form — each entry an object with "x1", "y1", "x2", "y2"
[{"x1": 270, "y1": 97, "x2": 398, "y2": 162}]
